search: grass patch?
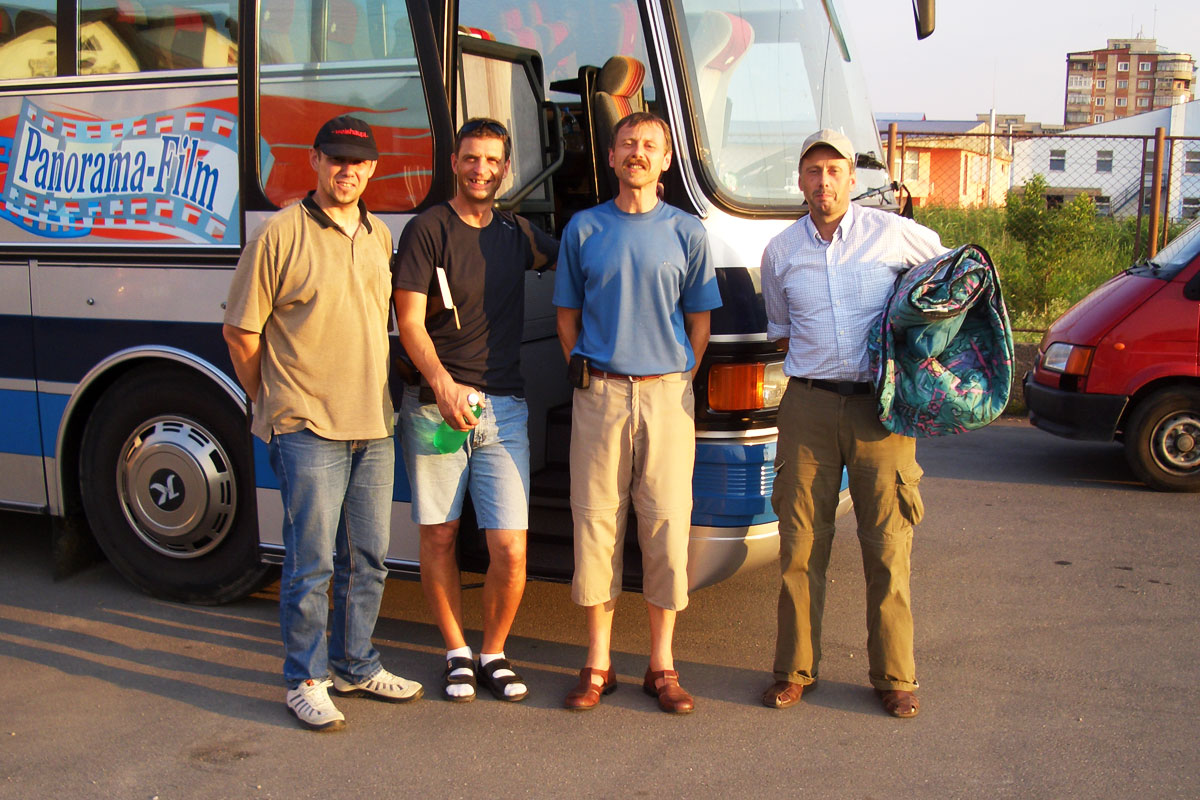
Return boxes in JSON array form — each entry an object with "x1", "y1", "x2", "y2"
[{"x1": 912, "y1": 175, "x2": 1187, "y2": 328}]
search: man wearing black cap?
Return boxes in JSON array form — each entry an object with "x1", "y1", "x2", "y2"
[
  {"x1": 759, "y1": 128, "x2": 946, "y2": 719},
  {"x1": 223, "y1": 115, "x2": 422, "y2": 732}
]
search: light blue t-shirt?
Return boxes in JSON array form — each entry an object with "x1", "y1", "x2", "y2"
[{"x1": 553, "y1": 200, "x2": 721, "y2": 375}]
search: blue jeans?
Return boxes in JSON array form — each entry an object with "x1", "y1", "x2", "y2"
[
  {"x1": 399, "y1": 389, "x2": 530, "y2": 529},
  {"x1": 268, "y1": 430, "x2": 394, "y2": 688}
]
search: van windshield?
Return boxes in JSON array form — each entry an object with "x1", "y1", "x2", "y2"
[{"x1": 1138, "y1": 217, "x2": 1200, "y2": 278}]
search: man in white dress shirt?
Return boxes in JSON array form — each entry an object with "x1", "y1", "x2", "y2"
[{"x1": 759, "y1": 129, "x2": 946, "y2": 718}]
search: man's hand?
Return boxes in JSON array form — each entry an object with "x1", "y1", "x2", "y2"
[{"x1": 432, "y1": 377, "x2": 484, "y2": 432}]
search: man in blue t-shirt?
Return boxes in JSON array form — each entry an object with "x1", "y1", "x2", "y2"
[{"x1": 554, "y1": 111, "x2": 721, "y2": 714}]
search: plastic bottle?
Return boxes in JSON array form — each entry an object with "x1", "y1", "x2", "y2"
[{"x1": 433, "y1": 393, "x2": 483, "y2": 453}]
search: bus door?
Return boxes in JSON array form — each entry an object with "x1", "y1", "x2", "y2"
[
  {"x1": 0, "y1": 258, "x2": 42, "y2": 510},
  {"x1": 452, "y1": 31, "x2": 567, "y2": 489}
]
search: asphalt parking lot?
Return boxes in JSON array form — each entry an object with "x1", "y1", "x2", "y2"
[{"x1": 1, "y1": 418, "x2": 1197, "y2": 799}]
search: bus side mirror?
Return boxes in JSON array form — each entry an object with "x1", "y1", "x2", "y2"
[{"x1": 913, "y1": 0, "x2": 935, "y2": 40}]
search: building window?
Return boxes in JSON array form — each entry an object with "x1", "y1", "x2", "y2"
[
  {"x1": 1096, "y1": 79, "x2": 1107, "y2": 89},
  {"x1": 1117, "y1": 61, "x2": 1130, "y2": 72},
  {"x1": 1138, "y1": 79, "x2": 1150, "y2": 89},
  {"x1": 1068, "y1": 93, "x2": 1088, "y2": 105},
  {"x1": 1096, "y1": 150, "x2": 1113, "y2": 172},
  {"x1": 1183, "y1": 198, "x2": 1200, "y2": 219},
  {"x1": 1068, "y1": 75, "x2": 1091, "y2": 89},
  {"x1": 1094, "y1": 97, "x2": 1106, "y2": 107},
  {"x1": 1116, "y1": 79, "x2": 1128, "y2": 89},
  {"x1": 1139, "y1": 61, "x2": 1152, "y2": 72},
  {"x1": 1096, "y1": 61, "x2": 1106, "y2": 70},
  {"x1": 1137, "y1": 97, "x2": 1150, "y2": 107},
  {"x1": 1095, "y1": 196, "x2": 1112, "y2": 216},
  {"x1": 1094, "y1": 114, "x2": 1104, "y2": 123},
  {"x1": 1115, "y1": 98, "x2": 1128, "y2": 107},
  {"x1": 1185, "y1": 152, "x2": 1200, "y2": 175},
  {"x1": 903, "y1": 151, "x2": 920, "y2": 181},
  {"x1": 1050, "y1": 149, "x2": 1066, "y2": 171}
]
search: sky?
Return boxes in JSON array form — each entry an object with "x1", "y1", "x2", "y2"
[{"x1": 850, "y1": 0, "x2": 1200, "y2": 125}]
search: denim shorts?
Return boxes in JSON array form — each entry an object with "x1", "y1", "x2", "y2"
[{"x1": 399, "y1": 387, "x2": 530, "y2": 530}]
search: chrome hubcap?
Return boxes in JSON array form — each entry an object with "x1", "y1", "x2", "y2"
[
  {"x1": 117, "y1": 416, "x2": 236, "y2": 558},
  {"x1": 1151, "y1": 412, "x2": 1200, "y2": 474}
]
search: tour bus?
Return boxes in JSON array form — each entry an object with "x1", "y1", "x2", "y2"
[{"x1": 0, "y1": 0, "x2": 933, "y2": 603}]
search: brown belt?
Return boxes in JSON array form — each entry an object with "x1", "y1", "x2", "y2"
[{"x1": 588, "y1": 367, "x2": 666, "y2": 382}]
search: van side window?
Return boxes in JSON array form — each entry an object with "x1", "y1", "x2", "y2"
[
  {"x1": 0, "y1": 0, "x2": 58, "y2": 79},
  {"x1": 78, "y1": 0, "x2": 238, "y2": 74}
]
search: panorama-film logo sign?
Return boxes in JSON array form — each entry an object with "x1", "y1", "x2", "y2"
[{"x1": 1, "y1": 99, "x2": 238, "y2": 243}]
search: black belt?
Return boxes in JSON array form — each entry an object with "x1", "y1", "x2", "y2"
[{"x1": 792, "y1": 377, "x2": 873, "y2": 396}]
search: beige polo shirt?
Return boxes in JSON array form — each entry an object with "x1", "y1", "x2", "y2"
[{"x1": 224, "y1": 194, "x2": 394, "y2": 443}]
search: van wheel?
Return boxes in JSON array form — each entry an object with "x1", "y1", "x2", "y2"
[
  {"x1": 79, "y1": 365, "x2": 269, "y2": 603},
  {"x1": 1123, "y1": 387, "x2": 1200, "y2": 492}
]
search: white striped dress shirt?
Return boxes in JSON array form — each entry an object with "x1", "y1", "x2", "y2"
[{"x1": 761, "y1": 203, "x2": 947, "y2": 382}]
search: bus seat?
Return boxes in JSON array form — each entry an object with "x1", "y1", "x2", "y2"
[
  {"x1": 593, "y1": 55, "x2": 645, "y2": 149},
  {"x1": 592, "y1": 55, "x2": 647, "y2": 198},
  {"x1": 0, "y1": 9, "x2": 12, "y2": 41},
  {"x1": 15, "y1": 9, "x2": 54, "y2": 35},
  {"x1": 325, "y1": 0, "x2": 361, "y2": 60},
  {"x1": 690, "y1": 11, "x2": 753, "y2": 149},
  {"x1": 259, "y1": 0, "x2": 297, "y2": 64},
  {"x1": 500, "y1": 8, "x2": 541, "y2": 52},
  {"x1": 458, "y1": 25, "x2": 496, "y2": 41}
]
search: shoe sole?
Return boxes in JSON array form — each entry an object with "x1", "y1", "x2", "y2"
[
  {"x1": 763, "y1": 680, "x2": 818, "y2": 709},
  {"x1": 564, "y1": 683, "x2": 617, "y2": 711},
  {"x1": 332, "y1": 685, "x2": 424, "y2": 703},
  {"x1": 288, "y1": 707, "x2": 346, "y2": 732},
  {"x1": 479, "y1": 676, "x2": 530, "y2": 703},
  {"x1": 642, "y1": 685, "x2": 695, "y2": 714}
]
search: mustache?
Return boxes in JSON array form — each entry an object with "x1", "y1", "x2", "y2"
[{"x1": 623, "y1": 156, "x2": 650, "y2": 169}]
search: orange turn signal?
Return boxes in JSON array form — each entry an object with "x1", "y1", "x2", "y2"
[{"x1": 708, "y1": 361, "x2": 787, "y2": 411}]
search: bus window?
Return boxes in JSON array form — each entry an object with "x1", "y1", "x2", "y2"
[
  {"x1": 257, "y1": 0, "x2": 432, "y2": 210},
  {"x1": 458, "y1": 0, "x2": 655, "y2": 102},
  {"x1": 670, "y1": 0, "x2": 886, "y2": 207},
  {"x1": 77, "y1": 0, "x2": 238, "y2": 74},
  {"x1": 0, "y1": 0, "x2": 57, "y2": 79}
]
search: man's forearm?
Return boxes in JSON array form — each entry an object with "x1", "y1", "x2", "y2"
[
  {"x1": 556, "y1": 307, "x2": 582, "y2": 364},
  {"x1": 684, "y1": 311, "x2": 711, "y2": 378},
  {"x1": 222, "y1": 324, "x2": 263, "y2": 402}
]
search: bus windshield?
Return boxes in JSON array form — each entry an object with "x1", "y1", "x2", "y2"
[{"x1": 669, "y1": 0, "x2": 886, "y2": 208}]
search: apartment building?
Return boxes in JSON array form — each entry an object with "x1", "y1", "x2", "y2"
[{"x1": 1063, "y1": 38, "x2": 1194, "y2": 130}]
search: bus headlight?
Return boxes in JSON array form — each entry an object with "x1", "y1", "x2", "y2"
[
  {"x1": 708, "y1": 361, "x2": 787, "y2": 411},
  {"x1": 1042, "y1": 342, "x2": 1094, "y2": 376}
]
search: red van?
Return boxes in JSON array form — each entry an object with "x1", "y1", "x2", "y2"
[{"x1": 1023, "y1": 217, "x2": 1200, "y2": 491}]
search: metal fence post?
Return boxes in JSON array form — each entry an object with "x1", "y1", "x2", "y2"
[
  {"x1": 1148, "y1": 127, "x2": 1165, "y2": 258},
  {"x1": 887, "y1": 122, "x2": 898, "y2": 182}
]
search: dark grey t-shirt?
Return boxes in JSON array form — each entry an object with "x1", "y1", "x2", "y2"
[{"x1": 392, "y1": 203, "x2": 558, "y2": 394}]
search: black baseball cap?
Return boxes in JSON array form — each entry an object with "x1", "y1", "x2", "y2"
[{"x1": 313, "y1": 115, "x2": 379, "y2": 160}]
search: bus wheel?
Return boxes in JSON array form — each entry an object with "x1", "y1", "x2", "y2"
[
  {"x1": 79, "y1": 365, "x2": 268, "y2": 603},
  {"x1": 1123, "y1": 387, "x2": 1200, "y2": 493}
]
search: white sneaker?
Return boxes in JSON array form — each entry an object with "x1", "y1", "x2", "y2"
[
  {"x1": 333, "y1": 667, "x2": 424, "y2": 703},
  {"x1": 286, "y1": 679, "x2": 346, "y2": 731}
]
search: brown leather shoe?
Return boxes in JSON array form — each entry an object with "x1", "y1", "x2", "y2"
[
  {"x1": 563, "y1": 667, "x2": 617, "y2": 710},
  {"x1": 875, "y1": 689, "x2": 919, "y2": 718},
  {"x1": 762, "y1": 679, "x2": 817, "y2": 709},
  {"x1": 642, "y1": 668, "x2": 694, "y2": 714}
]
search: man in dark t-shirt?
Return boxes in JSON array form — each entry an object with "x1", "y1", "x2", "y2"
[{"x1": 393, "y1": 118, "x2": 557, "y2": 704}]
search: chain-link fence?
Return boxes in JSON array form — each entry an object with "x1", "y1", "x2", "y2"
[{"x1": 882, "y1": 129, "x2": 1200, "y2": 330}]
